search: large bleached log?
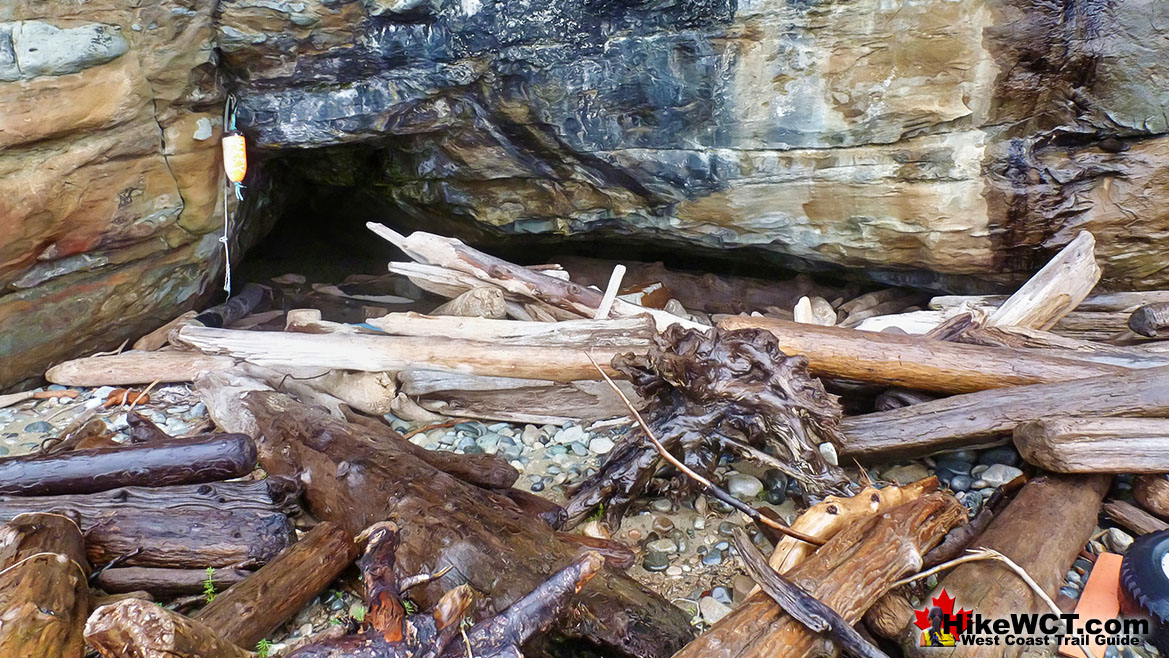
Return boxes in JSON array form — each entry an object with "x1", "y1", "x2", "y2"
[
  {"x1": 930, "y1": 290, "x2": 1169, "y2": 314},
  {"x1": 717, "y1": 315, "x2": 1126, "y2": 394},
  {"x1": 86, "y1": 599, "x2": 252, "y2": 658},
  {"x1": 901, "y1": 475, "x2": 1110, "y2": 658},
  {"x1": 984, "y1": 230, "x2": 1100, "y2": 330},
  {"x1": 675, "y1": 493, "x2": 966, "y2": 658},
  {"x1": 178, "y1": 325, "x2": 631, "y2": 382},
  {"x1": 856, "y1": 308, "x2": 1135, "y2": 342},
  {"x1": 1014, "y1": 417, "x2": 1169, "y2": 473},
  {"x1": 0, "y1": 434, "x2": 256, "y2": 496},
  {"x1": 840, "y1": 366, "x2": 1169, "y2": 459},
  {"x1": 367, "y1": 223, "x2": 705, "y2": 331},
  {"x1": 0, "y1": 513, "x2": 90, "y2": 658},
  {"x1": 193, "y1": 522, "x2": 359, "y2": 648},
  {"x1": 197, "y1": 376, "x2": 692, "y2": 658},
  {"x1": 46, "y1": 349, "x2": 236, "y2": 386},
  {"x1": 95, "y1": 566, "x2": 252, "y2": 597},
  {"x1": 366, "y1": 313, "x2": 655, "y2": 346}
]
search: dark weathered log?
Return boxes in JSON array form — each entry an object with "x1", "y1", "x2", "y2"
[
  {"x1": 95, "y1": 566, "x2": 252, "y2": 597},
  {"x1": 718, "y1": 315, "x2": 1128, "y2": 395},
  {"x1": 840, "y1": 365, "x2": 1169, "y2": 459},
  {"x1": 197, "y1": 377, "x2": 693, "y2": 658},
  {"x1": 675, "y1": 493, "x2": 966, "y2": 658},
  {"x1": 0, "y1": 513, "x2": 90, "y2": 658},
  {"x1": 1104, "y1": 499, "x2": 1169, "y2": 536},
  {"x1": 193, "y1": 521, "x2": 359, "y2": 648},
  {"x1": 126, "y1": 411, "x2": 174, "y2": 443},
  {"x1": 0, "y1": 434, "x2": 257, "y2": 496},
  {"x1": 1014, "y1": 417, "x2": 1169, "y2": 472},
  {"x1": 503, "y1": 488, "x2": 567, "y2": 529},
  {"x1": 901, "y1": 475, "x2": 1110, "y2": 658},
  {"x1": 0, "y1": 480, "x2": 296, "y2": 523},
  {"x1": 86, "y1": 507, "x2": 295, "y2": 569},
  {"x1": 195, "y1": 282, "x2": 277, "y2": 329},
  {"x1": 1134, "y1": 475, "x2": 1169, "y2": 519},
  {"x1": 85, "y1": 598, "x2": 252, "y2": 658},
  {"x1": 341, "y1": 408, "x2": 519, "y2": 489}
]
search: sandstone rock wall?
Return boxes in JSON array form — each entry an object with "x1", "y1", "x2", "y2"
[{"x1": 0, "y1": 0, "x2": 225, "y2": 387}]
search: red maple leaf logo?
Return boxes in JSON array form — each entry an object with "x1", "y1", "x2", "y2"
[{"x1": 913, "y1": 589, "x2": 973, "y2": 633}]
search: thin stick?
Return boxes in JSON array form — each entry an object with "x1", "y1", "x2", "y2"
[
  {"x1": 127, "y1": 378, "x2": 161, "y2": 412},
  {"x1": 594, "y1": 264, "x2": 626, "y2": 320},
  {"x1": 732, "y1": 529, "x2": 890, "y2": 658},
  {"x1": 586, "y1": 353, "x2": 824, "y2": 546}
]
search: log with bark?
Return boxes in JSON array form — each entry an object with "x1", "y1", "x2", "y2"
[
  {"x1": 192, "y1": 521, "x2": 359, "y2": 648},
  {"x1": 717, "y1": 316, "x2": 1129, "y2": 394},
  {"x1": 0, "y1": 513, "x2": 91, "y2": 658},
  {"x1": 1014, "y1": 417, "x2": 1169, "y2": 473},
  {"x1": 675, "y1": 492, "x2": 966, "y2": 658},
  {"x1": 86, "y1": 598, "x2": 253, "y2": 658},
  {"x1": 95, "y1": 566, "x2": 252, "y2": 597},
  {"x1": 0, "y1": 481, "x2": 297, "y2": 569},
  {"x1": 1134, "y1": 475, "x2": 1169, "y2": 519},
  {"x1": 0, "y1": 433, "x2": 257, "y2": 496},
  {"x1": 196, "y1": 375, "x2": 693, "y2": 658},
  {"x1": 565, "y1": 325, "x2": 848, "y2": 527},
  {"x1": 899, "y1": 474, "x2": 1110, "y2": 658},
  {"x1": 194, "y1": 282, "x2": 279, "y2": 329},
  {"x1": 838, "y1": 365, "x2": 1169, "y2": 459}
]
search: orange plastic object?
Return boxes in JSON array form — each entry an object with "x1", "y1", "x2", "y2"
[
  {"x1": 222, "y1": 131, "x2": 247, "y2": 183},
  {"x1": 1058, "y1": 552, "x2": 1123, "y2": 658}
]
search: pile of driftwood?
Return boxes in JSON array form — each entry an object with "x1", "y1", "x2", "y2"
[{"x1": 13, "y1": 224, "x2": 1169, "y2": 657}]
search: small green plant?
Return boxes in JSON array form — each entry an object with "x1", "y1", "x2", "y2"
[
  {"x1": 588, "y1": 503, "x2": 605, "y2": 523},
  {"x1": 202, "y1": 567, "x2": 216, "y2": 602},
  {"x1": 402, "y1": 599, "x2": 417, "y2": 615},
  {"x1": 350, "y1": 603, "x2": 367, "y2": 623},
  {"x1": 255, "y1": 639, "x2": 271, "y2": 658}
]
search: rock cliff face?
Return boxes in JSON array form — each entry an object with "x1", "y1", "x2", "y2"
[{"x1": 3, "y1": 0, "x2": 1169, "y2": 387}]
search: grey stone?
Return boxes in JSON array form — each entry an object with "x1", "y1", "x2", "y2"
[
  {"x1": 726, "y1": 473, "x2": 764, "y2": 500},
  {"x1": 882, "y1": 463, "x2": 931, "y2": 485},
  {"x1": 642, "y1": 550, "x2": 669, "y2": 572},
  {"x1": 193, "y1": 118, "x2": 214, "y2": 141},
  {"x1": 979, "y1": 464, "x2": 1023, "y2": 488},
  {"x1": 651, "y1": 498, "x2": 673, "y2": 513},
  {"x1": 1106, "y1": 527, "x2": 1134, "y2": 553},
  {"x1": 979, "y1": 447, "x2": 1021, "y2": 467},
  {"x1": 0, "y1": 24, "x2": 18, "y2": 82},
  {"x1": 477, "y1": 432, "x2": 501, "y2": 453},
  {"x1": 646, "y1": 538, "x2": 678, "y2": 554},
  {"x1": 589, "y1": 436, "x2": 615, "y2": 454},
  {"x1": 1059, "y1": 586, "x2": 1080, "y2": 599},
  {"x1": 556, "y1": 425, "x2": 586, "y2": 444},
  {"x1": 23, "y1": 421, "x2": 52, "y2": 433},
  {"x1": 718, "y1": 521, "x2": 737, "y2": 537},
  {"x1": 701, "y1": 549, "x2": 723, "y2": 566},
  {"x1": 711, "y1": 586, "x2": 732, "y2": 605},
  {"x1": 935, "y1": 456, "x2": 973, "y2": 476},
  {"x1": 12, "y1": 21, "x2": 129, "y2": 78},
  {"x1": 569, "y1": 441, "x2": 588, "y2": 456},
  {"x1": 521, "y1": 425, "x2": 542, "y2": 446},
  {"x1": 818, "y1": 442, "x2": 838, "y2": 466},
  {"x1": 699, "y1": 596, "x2": 732, "y2": 624},
  {"x1": 948, "y1": 475, "x2": 973, "y2": 492},
  {"x1": 365, "y1": 0, "x2": 437, "y2": 16},
  {"x1": 529, "y1": 479, "x2": 544, "y2": 492}
]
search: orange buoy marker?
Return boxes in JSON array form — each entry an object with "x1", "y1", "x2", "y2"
[{"x1": 222, "y1": 130, "x2": 247, "y2": 200}]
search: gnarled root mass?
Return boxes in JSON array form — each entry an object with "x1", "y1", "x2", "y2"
[{"x1": 566, "y1": 326, "x2": 849, "y2": 526}]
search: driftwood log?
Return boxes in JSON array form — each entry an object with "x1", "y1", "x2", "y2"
[
  {"x1": 676, "y1": 493, "x2": 966, "y2": 658},
  {"x1": 197, "y1": 376, "x2": 692, "y2": 658},
  {"x1": 286, "y1": 522, "x2": 605, "y2": 658},
  {"x1": 717, "y1": 316, "x2": 1128, "y2": 394},
  {"x1": 839, "y1": 366, "x2": 1169, "y2": 459},
  {"x1": 983, "y1": 230, "x2": 1100, "y2": 330},
  {"x1": 0, "y1": 513, "x2": 91, "y2": 658},
  {"x1": 365, "y1": 313, "x2": 655, "y2": 346},
  {"x1": 400, "y1": 371, "x2": 632, "y2": 425},
  {"x1": 0, "y1": 434, "x2": 256, "y2": 495},
  {"x1": 1104, "y1": 499, "x2": 1169, "y2": 536},
  {"x1": 1014, "y1": 417, "x2": 1169, "y2": 472},
  {"x1": 95, "y1": 566, "x2": 252, "y2": 597},
  {"x1": 86, "y1": 598, "x2": 252, "y2": 658},
  {"x1": 0, "y1": 482, "x2": 296, "y2": 569},
  {"x1": 1134, "y1": 475, "x2": 1169, "y2": 518},
  {"x1": 46, "y1": 349, "x2": 236, "y2": 386},
  {"x1": 192, "y1": 521, "x2": 359, "y2": 648},
  {"x1": 900, "y1": 474, "x2": 1110, "y2": 658}
]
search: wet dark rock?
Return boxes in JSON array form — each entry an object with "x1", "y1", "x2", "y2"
[
  {"x1": 935, "y1": 456, "x2": 974, "y2": 476},
  {"x1": 23, "y1": 421, "x2": 52, "y2": 433},
  {"x1": 978, "y1": 447, "x2": 1021, "y2": 467},
  {"x1": 949, "y1": 475, "x2": 973, "y2": 492},
  {"x1": 701, "y1": 549, "x2": 723, "y2": 567},
  {"x1": 710, "y1": 586, "x2": 732, "y2": 605},
  {"x1": 643, "y1": 550, "x2": 670, "y2": 573}
]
